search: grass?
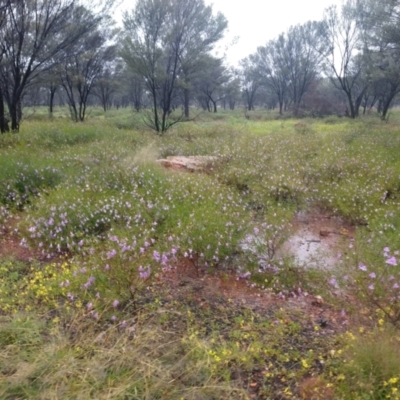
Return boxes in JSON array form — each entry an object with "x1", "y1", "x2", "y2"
[{"x1": 0, "y1": 107, "x2": 400, "y2": 398}]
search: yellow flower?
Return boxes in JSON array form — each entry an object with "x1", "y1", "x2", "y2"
[
  {"x1": 389, "y1": 377, "x2": 399, "y2": 385},
  {"x1": 301, "y1": 359, "x2": 309, "y2": 369}
]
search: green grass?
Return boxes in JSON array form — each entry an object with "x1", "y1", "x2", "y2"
[{"x1": 1, "y1": 108, "x2": 400, "y2": 399}]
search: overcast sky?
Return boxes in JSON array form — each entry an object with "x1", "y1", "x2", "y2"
[{"x1": 119, "y1": 0, "x2": 343, "y2": 66}]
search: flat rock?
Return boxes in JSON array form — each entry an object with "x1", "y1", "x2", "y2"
[{"x1": 156, "y1": 156, "x2": 219, "y2": 172}]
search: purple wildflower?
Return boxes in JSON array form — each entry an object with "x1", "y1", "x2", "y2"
[
  {"x1": 138, "y1": 266, "x2": 151, "y2": 279},
  {"x1": 153, "y1": 250, "x2": 160, "y2": 262},
  {"x1": 106, "y1": 249, "x2": 117, "y2": 259},
  {"x1": 359, "y1": 263, "x2": 367, "y2": 271},
  {"x1": 386, "y1": 256, "x2": 398, "y2": 266}
]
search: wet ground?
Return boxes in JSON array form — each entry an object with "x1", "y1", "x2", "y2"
[{"x1": 279, "y1": 211, "x2": 355, "y2": 270}]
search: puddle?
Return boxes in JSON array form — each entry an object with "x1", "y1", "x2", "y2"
[
  {"x1": 278, "y1": 211, "x2": 354, "y2": 270},
  {"x1": 241, "y1": 211, "x2": 354, "y2": 271}
]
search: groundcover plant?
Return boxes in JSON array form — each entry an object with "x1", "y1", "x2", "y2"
[{"x1": 1, "y1": 109, "x2": 400, "y2": 399}]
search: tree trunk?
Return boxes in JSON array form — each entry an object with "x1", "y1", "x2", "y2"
[
  {"x1": 10, "y1": 103, "x2": 19, "y2": 131},
  {"x1": 344, "y1": 91, "x2": 356, "y2": 118},
  {"x1": 184, "y1": 88, "x2": 190, "y2": 118},
  {"x1": 0, "y1": 85, "x2": 6, "y2": 133},
  {"x1": 381, "y1": 90, "x2": 397, "y2": 120},
  {"x1": 279, "y1": 101, "x2": 283, "y2": 115},
  {"x1": 49, "y1": 86, "x2": 56, "y2": 116},
  {"x1": 354, "y1": 89, "x2": 366, "y2": 118}
]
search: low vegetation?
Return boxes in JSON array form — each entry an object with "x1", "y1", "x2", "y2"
[{"x1": 1, "y1": 108, "x2": 400, "y2": 399}]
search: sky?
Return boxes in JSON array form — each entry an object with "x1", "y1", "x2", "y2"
[{"x1": 118, "y1": 0, "x2": 343, "y2": 66}]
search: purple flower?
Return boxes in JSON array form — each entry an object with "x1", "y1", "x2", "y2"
[
  {"x1": 254, "y1": 227, "x2": 260, "y2": 235},
  {"x1": 161, "y1": 253, "x2": 168, "y2": 265},
  {"x1": 368, "y1": 284, "x2": 375, "y2": 290},
  {"x1": 120, "y1": 320, "x2": 127, "y2": 328},
  {"x1": 386, "y1": 256, "x2": 398, "y2": 266},
  {"x1": 106, "y1": 249, "x2": 117, "y2": 259},
  {"x1": 112, "y1": 300, "x2": 119, "y2": 308},
  {"x1": 153, "y1": 250, "x2": 160, "y2": 262},
  {"x1": 239, "y1": 271, "x2": 251, "y2": 279},
  {"x1": 384, "y1": 247, "x2": 390, "y2": 253},
  {"x1": 393, "y1": 283, "x2": 400, "y2": 290},
  {"x1": 138, "y1": 266, "x2": 151, "y2": 279},
  {"x1": 83, "y1": 276, "x2": 95, "y2": 289},
  {"x1": 87, "y1": 302, "x2": 93, "y2": 310},
  {"x1": 104, "y1": 264, "x2": 110, "y2": 271},
  {"x1": 359, "y1": 263, "x2": 367, "y2": 271},
  {"x1": 369, "y1": 272, "x2": 376, "y2": 279},
  {"x1": 329, "y1": 278, "x2": 337, "y2": 286}
]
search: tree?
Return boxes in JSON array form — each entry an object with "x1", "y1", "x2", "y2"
[
  {"x1": 221, "y1": 73, "x2": 241, "y2": 110},
  {"x1": 59, "y1": 8, "x2": 117, "y2": 122},
  {"x1": 277, "y1": 22, "x2": 326, "y2": 115},
  {"x1": 194, "y1": 55, "x2": 229, "y2": 112},
  {"x1": 239, "y1": 58, "x2": 262, "y2": 111},
  {"x1": 357, "y1": 0, "x2": 400, "y2": 118},
  {"x1": 320, "y1": 1, "x2": 368, "y2": 118},
  {"x1": 0, "y1": 0, "x2": 10, "y2": 133},
  {"x1": 121, "y1": 0, "x2": 227, "y2": 134},
  {"x1": 0, "y1": 0, "x2": 113, "y2": 131},
  {"x1": 252, "y1": 40, "x2": 288, "y2": 115}
]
